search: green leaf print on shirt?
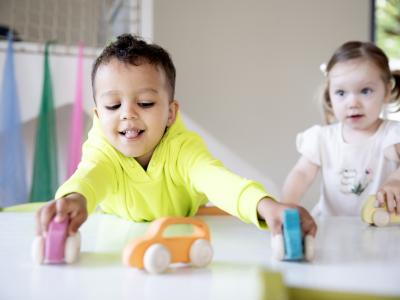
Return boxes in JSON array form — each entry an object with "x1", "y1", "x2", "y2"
[{"x1": 351, "y1": 183, "x2": 367, "y2": 196}]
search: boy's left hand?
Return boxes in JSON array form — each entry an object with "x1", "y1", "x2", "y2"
[
  {"x1": 377, "y1": 178, "x2": 400, "y2": 214},
  {"x1": 257, "y1": 197, "x2": 317, "y2": 237}
]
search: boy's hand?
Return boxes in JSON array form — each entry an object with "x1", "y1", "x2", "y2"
[
  {"x1": 257, "y1": 197, "x2": 317, "y2": 237},
  {"x1": 35, "y1": 193, "x2": 88, "y2": 237},
  {"x1": 377, "y1": 177, "x2": 400, "y2": 214}
]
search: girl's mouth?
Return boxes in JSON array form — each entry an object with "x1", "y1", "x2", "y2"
[{"x1": 348, "y1": 114, "x2": 363, "y2": 121}]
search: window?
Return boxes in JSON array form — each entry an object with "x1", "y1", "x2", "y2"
[
  {"x1": 0, "y1": 0, "x2": 143, "y2": 51},
  {"x1": 371, "y1": 0, "x2": 400, "y2": 118},
  {"x1": 372, "y1": 0, "x2": 400, "y2": 69}
]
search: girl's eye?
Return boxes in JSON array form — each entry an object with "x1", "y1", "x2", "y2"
[
  {"x1": 105, "y1": 104, "x2": 121, "y2": 110},
  {"x1": 361, "y1": 88, "x2": 372, "y2": 95},
  {"x1": 335, "y1": 90, "x2": 345, "y2": 96},
  {"x1": 138, "y1": 102, "x2": 154, "y2": 108}
]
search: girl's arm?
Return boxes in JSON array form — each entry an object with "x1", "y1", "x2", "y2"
[
  {"x1": 282, "y1": 156, "x2": 320, "y2": 205},
  {"x1": 377, "y1": 144, "x2": 400, "y2": 214}
]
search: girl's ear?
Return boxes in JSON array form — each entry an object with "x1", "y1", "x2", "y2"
[
  {"x1": 167, "y1": 100, "x2": 179, "y2": 127},
  {"x1": 384, "y1": 81, "x2": 392, "y2": 103}
]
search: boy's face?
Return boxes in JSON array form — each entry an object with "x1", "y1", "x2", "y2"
[{"x1": 94, "y1": 59, "x2": 178, "y2": 167}]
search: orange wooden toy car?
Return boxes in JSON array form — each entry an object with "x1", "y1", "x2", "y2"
[{"x1": 123, "y1": 217, "x2": 213, "y2": 273}]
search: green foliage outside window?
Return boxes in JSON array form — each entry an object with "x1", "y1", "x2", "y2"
[{"x1": 375, "y1": 0, "x2": 400, "y2": 60}]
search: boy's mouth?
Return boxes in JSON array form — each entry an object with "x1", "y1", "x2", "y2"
[{"x1": 119, "y1": 129, "x2": 145, "y2": 139}]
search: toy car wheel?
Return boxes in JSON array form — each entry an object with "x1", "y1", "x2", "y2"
[
  {"x1": 189, "y1": 239, "x2": 213, "y2": 267},
  {"x1": 271, "y1": 234, "x2": 284, "y2": 260},
  {"x1": 373, "y1": 210, "x2": 390, "y2": 227},
  {"x1": 31, "y1": 236, "x2": 45, "y2": 264},
  {"x1": 143, "y1": 243, "x2": 171, "y2": 274},
  {"x1": 64, "y1": 232, "x2": 81, "y2": 264},
  {"x1": 304, "y1": 235, "x2": 315, "y2": 261}
]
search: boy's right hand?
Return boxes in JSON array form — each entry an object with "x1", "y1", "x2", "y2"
[{"x1": 35, "y1": 193, "x2": 88, "y2": 237}]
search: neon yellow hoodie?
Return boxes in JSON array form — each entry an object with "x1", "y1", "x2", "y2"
[{"x1": 56, "y1": 114, "x2": 273, "y2": 228}]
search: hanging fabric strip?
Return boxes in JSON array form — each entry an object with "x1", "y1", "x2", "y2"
[
  {"x1": 0, "y1": 32, "x2": 28, "y2": 207},
  {"x1": 67, "y1": 43, "x2": 84, "y2": 177},
  {"x1": 30, "y1": 42, "x2": 58, "y2": 202}
]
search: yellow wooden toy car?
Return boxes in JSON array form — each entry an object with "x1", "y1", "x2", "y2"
[{"x1": 361, "y1": 195, "x2": 400, "y2": 226}]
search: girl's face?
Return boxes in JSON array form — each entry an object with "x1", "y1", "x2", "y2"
[
  {"x1": 328, "y1": 59, "x2": 391, "y2": 140},
  {"x1": 94, "y1": 59, "x2": 178, "y2": 168}
]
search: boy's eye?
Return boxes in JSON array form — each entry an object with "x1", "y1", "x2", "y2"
[
  {"x1": 138, "y1": 102, "x2": 154, "y2": 108},
  {"x1": 335, "y1": 90, "x2": 345, "y2": 96},
  {"x1": 361, "y1": 88, "x2": 372, "y2": 95},
  {"x1": 105, "y1": 104, "x2": 121, "y2": 110}
]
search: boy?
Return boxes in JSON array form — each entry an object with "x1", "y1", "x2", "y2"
[{"x1": 36, "y1": 34, "x2": 316, "y2": 239}]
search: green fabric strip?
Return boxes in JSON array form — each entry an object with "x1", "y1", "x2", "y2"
[{"x1": 30, "y1": 42, "x2": 58, "y2": 202}]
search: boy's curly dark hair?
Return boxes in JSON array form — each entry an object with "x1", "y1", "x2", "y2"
[{"x1": 91, "y1": 34, "x2": 176, "y2": 101}]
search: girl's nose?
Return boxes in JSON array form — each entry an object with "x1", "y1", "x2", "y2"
[
  {"x1": 121, "y1": 104, "x2": 138, "y2": 120},
  {"x1": 348, "y1": 94, "x2": 360, "y2": 108}
]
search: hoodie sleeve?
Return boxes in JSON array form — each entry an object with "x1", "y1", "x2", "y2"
[
  {"x1": 55, "y1": 118, "x2": 117, "y2": 213},
  {"x1": 176, "y1": 133, "x2": 274, "y2": 229}
]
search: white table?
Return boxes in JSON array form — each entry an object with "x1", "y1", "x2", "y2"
[{"x1": 1, "y1": 213, "x2": 400, "y2": 300}]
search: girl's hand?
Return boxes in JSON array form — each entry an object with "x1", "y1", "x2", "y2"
[
  {"x1": 35, "y1": 193, "x2": 88, "y2": 237},
  {"x1": 257, "y1": 197, "x2": 317, "y2": 237},
  {"x1": 377, "y1": 178, "x2": 400, "y2": 214}
]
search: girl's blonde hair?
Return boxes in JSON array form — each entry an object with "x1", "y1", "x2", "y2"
[{"x1": 321, "y1": 41, "x2": 400, "y2": 124}]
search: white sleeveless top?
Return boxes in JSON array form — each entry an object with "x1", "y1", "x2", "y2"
[{"x1": 297, "y1": 120, "x2": 400, "y2": 216}]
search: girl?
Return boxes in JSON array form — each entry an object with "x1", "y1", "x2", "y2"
[{"x1": 282, "y1": 41, "x2": 400, "y2": 216}]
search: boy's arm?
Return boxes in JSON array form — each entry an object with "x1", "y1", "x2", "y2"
[
  {"x1": 37, "y1": 142, "x2": 116, "y2": 235},
  {"x1": 55, "y1": 157, "x2": 115, "y2": 213},
  {"x1": 36, "y1": 156, "x2": 115, "y2": 237},
  {"x1": 377, "y1": 143, "x2": 400, "y2": 214},
  {"x1": 282, "y1": 156, "x2": 320, "y2": 205},
  {"x1": 55, "y1": 125, "x2": 118, "y2": 214},
  {"x1": 178, "y1": 135, "x2": 317, "y2": 235},
  {"x1": 35, "y1": 117, "x2": 118, "y2": 237},
  {"x1": 177, "y1": 136, "x2": 269, "y2": 227},
  {"x1": 189, "y1": 160, "x2": 270, "y2": 226}
]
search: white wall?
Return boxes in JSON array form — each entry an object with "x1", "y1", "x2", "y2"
[{"x1": 153, "y1": 0, "x2": 371, "y2": 208}]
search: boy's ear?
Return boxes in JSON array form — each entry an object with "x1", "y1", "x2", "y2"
[{"x1": 167, "y1": 100, "x2": 179, "y2": 127}]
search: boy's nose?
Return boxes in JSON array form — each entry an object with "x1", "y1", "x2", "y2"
[{"x1": 121, "y1": 105, "x2": 139, "y2": 120}]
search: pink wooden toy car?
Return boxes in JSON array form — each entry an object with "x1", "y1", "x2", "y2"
[{"x1": 31, "y1": 218, "x2": 81, "y2": 264}]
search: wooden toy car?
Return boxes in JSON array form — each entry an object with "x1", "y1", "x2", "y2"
[
  {"x1": 361, "y1": 195, "x2": 400, "y2": 227},
  {"x1": 31, "y1": 218, "x2": 81, "y2": 264},
  {"x1": 123, "y1": 217, "x2": 213, "y2": 273},
  {"x1": 271, "y1": 209, "x2": 314, "y2": 261}
]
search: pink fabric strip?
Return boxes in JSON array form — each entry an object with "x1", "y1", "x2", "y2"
[{"x1": 67, "y1": 43, "x2": 84, "y2": 177}]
